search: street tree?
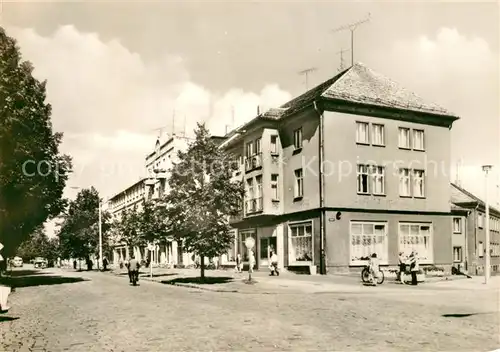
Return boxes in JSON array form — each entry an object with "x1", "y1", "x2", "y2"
[
  {"x1": 0, "y1": 27, "x2": 72, "y2": 257},
  {"x1": 16, "y1": 225, "x2": 60, "y2": 265},
  {"x1": 57, "y1": 187, "x2": 111, "y2": 262},
  {"x1": 138, "y1": 200, "x2": 170, "y2": 248},
  {"x1": 163, "y1": 123, "x2": 244, "y2": 280},
  {"x1": 111, "y1": 205, "x2": 143, "y2": 255}
]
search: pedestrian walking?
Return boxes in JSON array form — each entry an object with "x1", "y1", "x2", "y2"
[
  {"x1": 73, "y1": 259, "x2": 77, "y2": 270},
  {"x1": 269, "y1": 251, "x2": 279, "y2": 276},
  {"x1": 103, "y1": 257, "x2": 108, "y2": 271},
  {"x1": 408, "y1": 250, "x2": 419, "y2": 286},
  {"x1": 235, "y1": 254, "x2": 242, "y2": 273}
]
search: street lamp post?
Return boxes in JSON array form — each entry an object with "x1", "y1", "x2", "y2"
[
  {"x1": 482, "y1": 165, "x2": 492, "y2": 284},
  {"x1": 98, "y1": 200, "x2": 103, "y2": 271}
]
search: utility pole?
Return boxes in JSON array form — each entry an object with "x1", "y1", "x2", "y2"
[
  {"x1": 482, "y1": 165, "x2": 493, "y2": 284},
  {"x1": 337, "y1": 48, "x2": 350, "y2": 71},
  {"x1": 332, "y1": 13, "x2": 371, "y2": 66},
  {"x1": 298, "y1": 67, "x2": 317, "y2": 91}
]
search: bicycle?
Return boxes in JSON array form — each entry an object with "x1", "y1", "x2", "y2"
[{"x1": 361, "y1": 266, "x2": 385, "y2": 285}]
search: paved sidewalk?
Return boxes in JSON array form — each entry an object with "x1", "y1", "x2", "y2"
[{"x1": 102, "y1": 266, "x2": 479, "y2": 294}]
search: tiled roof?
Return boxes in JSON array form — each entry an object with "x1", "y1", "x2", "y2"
[
  {"x1": 451, "y1": 183, "x2": 500, "y2": 215},
  {"x1": 262, "y1": 107, "x2": 289, "y2": 120},
  {"x1": 280, "y1": 67, "x2": 349, "y2": 115},
  {"x1": 321, "y1": 63, "x2": 457, "y2": 117},
  {"x1": 451, "y1": 183, "x2": 477, "y2": 204}
]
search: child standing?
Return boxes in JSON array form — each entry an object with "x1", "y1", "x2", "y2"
[{"x1": 235, "y1": 254, "x2": 243, "y2": 273}]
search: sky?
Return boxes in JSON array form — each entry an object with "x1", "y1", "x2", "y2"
[{"x1": 2, "y1": 1, "x2": 499, "y2": 235}]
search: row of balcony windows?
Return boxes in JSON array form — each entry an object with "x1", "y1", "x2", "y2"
[{"x1": 244, "y1": 197, "x2": 263, "y2": 214}]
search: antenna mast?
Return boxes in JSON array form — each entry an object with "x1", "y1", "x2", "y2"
[
  {"x1": 337, "y1": 48, "x2": 350, "y2": 71},
  {"x1": 332, "y1": 13, "x2": 371, "y2": 66},
  {"x1": 298, "y1": 67, "x2": 317, "y2": 91},
  {"x1": 171, "y1": 109, "x2": 176, "y2": 136}
]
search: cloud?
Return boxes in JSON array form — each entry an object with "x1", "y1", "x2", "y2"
[
  {"x1": 369, "y1": 27, "x2": 499, "y2": 204},
  {"x1": 9, "y1": 24, "x2": 292, "y2": 201}
]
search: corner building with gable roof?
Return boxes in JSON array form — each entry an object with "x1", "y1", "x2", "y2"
[{"x1": 218, "y1": 63, "x2": 460, "y2": 275}]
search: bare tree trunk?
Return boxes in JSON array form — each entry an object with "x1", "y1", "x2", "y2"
[{"x1": 200, "y1": 255, "x2": 205, "y2": 282}]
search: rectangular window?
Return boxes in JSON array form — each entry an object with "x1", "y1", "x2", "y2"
[
  {"x1": 478, "y1": 213, "x2": 484, "y2": 228},
  {"x1": 453, "y1": 247, "x2": 463, "y2": 262},
  {"x1": 255, "y1": 175, "x2": 263, "y2": 198},
  {"x1": 371, "y1": 166, "x2": 385, "y2": 195},
  {"x1": 412, "y1": 129, "x2": 425, "y2": 150},
  {"x1": 246, "y1": 178, "x2": 254, "y2": 200},
  {"x1": 357, "y1": 165, "x2": 370, "y2": 194},
  {"x1": 254, "y1": 138, "x2": 261, "y2": 154},
  {"x1": 350, "y1": 222, "x2": 388, "y2": 264},
  {"x1": 271, "y1": 174, "x2": 279, "y2": 201},
  {"x1": 246, "y1": 141, "x2": 253, "y2": 158},
  {"x1": 398, "y1": 223, "x2": 433, "y2": 263},
  {"x1": 372, "y1": 124, "x2": 385, "y2": 146},
  {"x1": 289, "y1": 221, "x2": 313, "y2": 263},
  {"x1": 294, "y1": 169, "x2": 303, "y2": 198},
  {"x1": 453, "y1": 218, "x2": 462, "y2": 233},
  {"x1": 413, "y1": 170, "x2": 425, "y2": 197},
  {"x1": 478, "y1": 241, "x2": 484, "y2": 257},
  {"x1": 293, "y1": 128, "x2": 303, "y2": 149},
  {"x1": 356, "y1": 122, "x2": 369, "y2": 144},
  {"x1": 270, "y1": 135, "x2": 278, "y2": 154},
  {"x1": 399, "y1": 127, "x2": 410, "y2": 149}
]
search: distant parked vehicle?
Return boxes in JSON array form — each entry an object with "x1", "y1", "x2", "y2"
[
  {"x1": 11, "y1": 257, "x2": 23, "y2": 268},
  {"x1": 33, "y1": 257, "x2": 48, "y2": 269}
]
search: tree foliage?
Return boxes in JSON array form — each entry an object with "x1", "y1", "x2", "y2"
[
  {"x1": 110, "y1": 200, "x2": 170, "y2": 257},
  {"x1": 57, "y1": 187, "x2": 111, "y2": 260},
  {"x1": 110, "y1": 205, "x2": 143, "y2": 251},
  {"x1": 163, "y1": 123, "x2": 244, "y2": 279},
  {"x1": 138, "y1": 200, "x2": 170, "y2": 245},
  {"x1": 0, "y1": 27, "x2": 72, "y2": 257},
  {"x1": 16, "y1": 225, "x2": 60, "y2": 265}
]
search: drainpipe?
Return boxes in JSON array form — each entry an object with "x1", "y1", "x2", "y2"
[
  {"x1": 464, "y1": 210, "x2": 471, "y2": 272},
  {"x1": 313, "y1": 101, "x2": 326, "y2": 275},
  {"x1": 473, "y1": 203, "x2": 480, "y2": 274}
]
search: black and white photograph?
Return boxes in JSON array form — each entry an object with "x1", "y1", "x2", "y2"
[{"x1": 0, "y1": 1, "x2": 499, "y2": 351}]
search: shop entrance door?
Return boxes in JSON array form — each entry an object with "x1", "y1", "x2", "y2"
[{"x1": 260, "y1": 237, "x2": 277, "y2": 267}]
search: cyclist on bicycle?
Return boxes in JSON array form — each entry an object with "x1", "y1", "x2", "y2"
[{"x1": 368, "y1": 253, "x2": 379, "y2": 285}]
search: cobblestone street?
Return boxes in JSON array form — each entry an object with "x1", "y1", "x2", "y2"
[{"x1": 1, "y1": 268, "x2": 499, "y2": 352}]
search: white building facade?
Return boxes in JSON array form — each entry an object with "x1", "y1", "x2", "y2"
[{"x1": 110, "y1": 134, "x2": 196, "y2": 268}]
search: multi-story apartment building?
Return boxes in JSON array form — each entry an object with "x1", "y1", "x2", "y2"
[
  {"x1": 109, "y1": 133, "x2": 195, "y2": 267},
  {"x1": 451, "y1": 182, "x2": 500, "y2": 275},
  {"x1": 220, "y1": 62, "x2": 460, "y2": 274},
  {"x1": 108, "y1": 178, "x2": 147, "y2": 264}
]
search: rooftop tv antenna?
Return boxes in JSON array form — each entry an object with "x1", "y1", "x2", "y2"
[
  {"x1": 150, "y1": 126, "x2": 168, "y2": 138},
  {"x1": 332, "y1": 13, "x2": 371, "y2": 66},
  {"x1": 337, "y1": 48, "x2": 350, "y2": 71},
  {"x1": 298, "y1": 67, "x2": 317, "y2": 90}
]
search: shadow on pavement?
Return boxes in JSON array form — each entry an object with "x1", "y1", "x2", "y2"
[
  {"x1": 5, "y1": 274, "x2": 88, "y2": 288},
  {"x1": 442, "y1": 313, "x2": 483, "y2": 318},
  {"x1": 140, "y1": 273, "x2": 177, "y2": 278},
  {"x1": 161, "y1": 277, "x2": 233, "y2": 285},
  {"x1": 8, "y1": 270, "x2": 46, "y2": 277},
  {"x1": 0, "y1": 316, "x2": 20, "y2": 322}
]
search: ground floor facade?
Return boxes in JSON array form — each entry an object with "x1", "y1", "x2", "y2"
[
  {"x1": 112, "y1": 241, "x2": 195, "y2": 268},
  {"x1": 228, "y1": 209, "x2": 454, "y2": 274}
]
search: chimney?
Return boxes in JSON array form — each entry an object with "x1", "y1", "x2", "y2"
[{"x1": 257, "y1": 105, "x2": 260, "y2": 115}]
